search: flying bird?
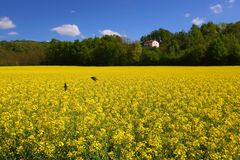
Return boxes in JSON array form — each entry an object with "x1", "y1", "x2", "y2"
[
  {"x1": 90, "y1": 76, "x2": 98, "y2": 81},
  {"x1": 64, "y1": 83, "x2": 67, "y2": 91}
]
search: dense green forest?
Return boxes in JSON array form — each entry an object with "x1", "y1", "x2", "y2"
[{"x1": 1, "y1": 21, "x2": 240, "y2": 66}]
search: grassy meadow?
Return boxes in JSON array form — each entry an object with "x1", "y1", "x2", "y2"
[{"x1": 0, "y1": 66, "x2": 240, "y2": 159}]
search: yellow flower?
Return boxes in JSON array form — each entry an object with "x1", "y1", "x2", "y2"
[{"x1": 0, "y1": 66, "x2": 239, "y2": 159}]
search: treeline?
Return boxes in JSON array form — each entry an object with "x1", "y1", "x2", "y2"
[
  {"x1": 141, "y1": 21, "x2": 240, "y2": 65},
  {"x1": 0, "y1": 21, "x2": 240, "y2": 66},
  {"x1": 46, "y1": 36, "x2": 142, "y2": 66},
  {"x1": 0, "y1": 41, "x2": 48, "y2": 65}
]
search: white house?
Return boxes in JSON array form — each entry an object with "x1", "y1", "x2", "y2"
[{"x1": 143, "y1": 40, "x2": 159, "y2": 48}]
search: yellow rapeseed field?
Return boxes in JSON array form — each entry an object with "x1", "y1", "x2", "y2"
[{"x1": 0, "y1": 66, "x2": 240, "y2": 159}]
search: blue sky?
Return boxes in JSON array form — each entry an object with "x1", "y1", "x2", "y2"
[{"x1": 0, "y1": 0, "x2": 239, "y2": 41}]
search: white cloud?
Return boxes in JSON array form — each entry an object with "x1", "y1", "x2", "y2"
[
  {"x1": 184, "y1": 13, "x2": 191, "y2": 18},
  {"x1": 51, "y1": 24, "x2": 80, "y2": 37},
  {"x1": 70, "y1": 10, "x2": 76, "y2": 13},
  {"x1": 227, "y1": 0, "x2": 235, "y2": 8},
  {"x1": 227, "y1": 0, "x2": 235, "y2": 3},
  {"x1": 210, "y1": 4, "x2": 223, "y2": 14},
  {"x1": 0, "y1": 17, "x2": 16, "y2": 29},
  {"x1": 8, "y1": 31, "x2": 18, "y2": 36},
  {"x1": 100, "y1": 29, "x2": 126, "y2": 37},
  {"x1": 192, "y1": 17, "x2": 205, "y2": 26}
]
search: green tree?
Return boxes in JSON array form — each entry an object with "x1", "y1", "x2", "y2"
[
  {"x1": 206, "y1": 37, "x2": 228, "y2": 65},
  {"x1": 93, "y1": 35, "x2": 128, "y2": 65},
  {"x1": 168, "y1": 39, "x2": 180, "y2": 56},
  {"x1": 188, "y1": 24, "x2": 205, "y2": 47},
  {"x1": 128, "y1": 41, "x2": 142, "y2": 65},
  {"x1": 224, "y1": 21, "x2": 240, "y2": 41},
  {"x1": 201, "y1": 22, "x2": 219, "y2": 41},
  {"x1": 141, "y1": 28, "x2": 173, "y2": 44},
  {"x1": 141, "y1": 48, "x2": 160, "y2": 65},
  {"x1": 174, "y1": 31, "x2": 188, "y2": 50},
  {"x1": 222, "y1": 34, "x2": 240, "y2": 65},
  {"x1": 181, "y1": 44, "x2": 207, "y2": 65}
]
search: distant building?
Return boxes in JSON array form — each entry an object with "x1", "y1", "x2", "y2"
[{"x1": 143, "y1": 40, "x2": 159, "y2": 48}]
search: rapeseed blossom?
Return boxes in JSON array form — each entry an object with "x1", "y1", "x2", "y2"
[{"x1": 0, "y1": 66, "x2": 240, "y2": 159}]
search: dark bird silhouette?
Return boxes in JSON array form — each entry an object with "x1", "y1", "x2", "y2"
[
  {"x1": 90, "y1": 76, "x2": 98, "y2": 81},
  {"x1": 64, "y1": 83, "x2": 67, "y2": 91}
]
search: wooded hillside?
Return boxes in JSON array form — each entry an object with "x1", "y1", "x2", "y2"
[{"x1": 0, "y1": 21, "x2": 240, "y2": 66}]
